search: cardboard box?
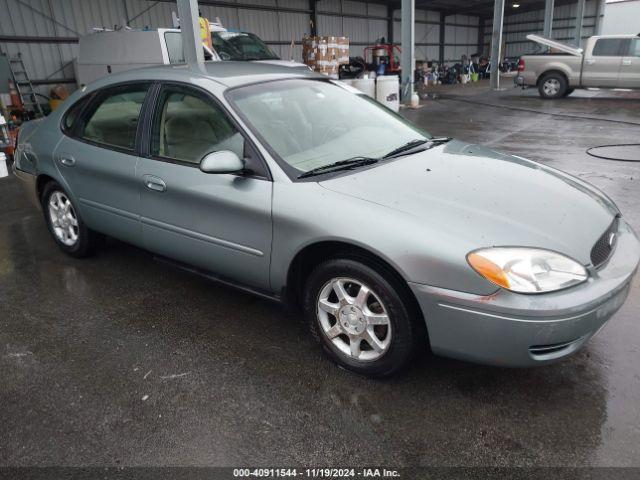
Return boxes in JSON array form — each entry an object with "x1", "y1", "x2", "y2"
[{"x1": 303, "y1": 35, "x2": 349, "y2": 75}]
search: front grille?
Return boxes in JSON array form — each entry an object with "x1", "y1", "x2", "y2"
[{"x1": 590, "y1": 216, "x2": 619, "y2": 268}]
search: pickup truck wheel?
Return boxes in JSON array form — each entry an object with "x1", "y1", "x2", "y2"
[
  {"x1": 538, "y1": 73, "x2": 567, "y2": 99},
  {"x1": 41, "y1": 181, "x2": 102, "y2": 258},
  {"x1": 303, "y1": 258, "x2": 418, "y2": 377}
]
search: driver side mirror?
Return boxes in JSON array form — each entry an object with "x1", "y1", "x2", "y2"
[{"x1": 200, "y1": 150, "x2": 244, "y2": 174}]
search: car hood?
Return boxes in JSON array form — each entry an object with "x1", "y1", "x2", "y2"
[
  {"x1": 319, "y1": 140, "x2": 618, "y2": 265},
  {"x1": 254, "y1": 59, "x2": 308, "y2": 69}
]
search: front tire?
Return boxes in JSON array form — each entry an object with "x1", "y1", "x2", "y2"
[
  {"x1": 538, "y1": 72, "x2": 567, "y2": 99},
  {"x1": 41, "y1": 181, "x2": 101, "y2": 258},
  {"x1": 303, "y1": 258, "x2": 419, "y2": 377}
]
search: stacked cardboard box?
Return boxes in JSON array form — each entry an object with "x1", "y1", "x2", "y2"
[{"x1": 302, "y1": 36, "x2": 349, "y2": 78}]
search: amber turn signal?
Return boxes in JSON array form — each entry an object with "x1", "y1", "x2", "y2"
[{"x1": 467, "y1": 252, "x2": 511, "y2": 289}]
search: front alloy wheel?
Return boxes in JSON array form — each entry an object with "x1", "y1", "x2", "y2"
[
  {"x1": 304, "y1": 257, "x2": 420, "y2": 377},
  {"x1": 317, "y1": 278, "x2": 392, "y2": 361}
]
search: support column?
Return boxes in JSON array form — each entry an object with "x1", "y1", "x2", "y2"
[
  {"x1": 400, "y1": 0, "x2": 414, "y2": 103},
  {"x1": 489, "y1": 0, "x2": 505, "y2": 90},
  {"x1": 594, "y1": 0, "x2": 605, "y2": 35},
  {"x1": 574, "y1": 0, "x2": 585, "y2": 47},
  {"x1": 438, "y1": 12, "x2": 445, "y2": 64},
  {"x1": 477, "y1": 17, "x2": 485, "y2": 56},
  {"x1": 542, "y1": 0, "x2": 554, "y2": 38},
  {"x1": 309, "y1": 0, "x2": 318, "y2": 36},
  {"x1": 177, "y1": 0, "x2": 204, "y2": 69},
  {"x1": 387, "y1": 4, "x2": 394, "y2": 44}
]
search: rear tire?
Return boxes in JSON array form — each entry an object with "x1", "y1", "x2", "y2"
[
  {"x1": 538, "y1": 72, "x2": 567, "y2": 99},
  {"x1": 41, "y1": 181, "x2": 102, "y2": 258},
  {"x1": 303, "y1": 257, "x2": 420, "y2": 377}
]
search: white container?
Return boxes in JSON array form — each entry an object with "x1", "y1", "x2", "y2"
[
  {"x1": 339, "y1": 79, "x2": 356, "y2": 87},
  {"x1": 411, "y1": 92, "x2": 420, "y2": 108},
  {"x1": 375, "y1": 75, "x2": 400, "y2": 112},
  {"x1": 353, "y1": 77, "x2": 375, "y2": 98},
  {"x1": 0, "y1": 152, "x2": 8, "y2": 178}
]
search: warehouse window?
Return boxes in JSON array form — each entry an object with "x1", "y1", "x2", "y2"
[
  {"x1": 80, "y1": 84, "x2": 149, "y2": 151},
  {"x1": 151, "y1": 86, "x2": 243, "y2": 164},
  {"x1": 592, "y1": 38, "x2": 629, "y2": 56}
]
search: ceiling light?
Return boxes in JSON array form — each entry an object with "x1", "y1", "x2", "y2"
[{"x1": 512, "y1": 3, "x2": 520, "y2": 7}]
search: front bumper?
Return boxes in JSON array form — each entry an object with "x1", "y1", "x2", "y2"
[{"x1": 409, "y1": 220, "x2": 640, "y2": 367}]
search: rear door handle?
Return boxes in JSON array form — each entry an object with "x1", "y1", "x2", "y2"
[
  {"x1": 143, "y1": 175, "x2": 166, "y2": 192},
  {"x1": 59, "y1": 155, "x2": 76, "y2": 167},
  {"x1": 622, "y1": 59, "x2": 632, "y2": 66}
]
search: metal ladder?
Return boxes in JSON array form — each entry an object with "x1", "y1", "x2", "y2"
[{"x1": 8, "y1": 53, "x2": 44, "y2": 117}]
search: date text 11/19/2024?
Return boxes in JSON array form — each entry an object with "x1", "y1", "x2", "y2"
[{"x1": 232, "y1": 468, "x2": 401, "y2": 478}]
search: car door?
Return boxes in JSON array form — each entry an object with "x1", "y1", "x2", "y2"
[
  {"x1": 582, "y1": 38, "x2": 630, "y2": 87},
  {"x1": 54, "y1": 83, "x2": 150, "y2": 246},
  {"x1": 619, "y1": 38, "x2": 640, "y2": 89},
  {"x1": 137, "y1": 83, "x2": 273, "y2": 291}
]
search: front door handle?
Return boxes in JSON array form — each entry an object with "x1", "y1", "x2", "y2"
[
  {"x1": 585, "y1": 58, "x2": 596, "y2": 65},
  {"x1": 622, "y1": 59, "x2": 632, "y2": 66},
  {"x1": 143, "y1": 175, "x2": 166, "y2": 192},
  {"x1": 59, "y1": 155, "x2": 76, "y2": 167}
]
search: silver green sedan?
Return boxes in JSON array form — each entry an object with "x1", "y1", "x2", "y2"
[{"x1": 12, "y1": 63, "x2": 640, "y2": 377}]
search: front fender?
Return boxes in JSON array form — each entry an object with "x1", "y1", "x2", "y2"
[{"x1": 270, "y1": 182, "x2": 498, "y2": 296}]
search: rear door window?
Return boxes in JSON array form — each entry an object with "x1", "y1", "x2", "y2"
[
  {"x1": 80, "y1": 84, "x2": 150, "y2": 151},
  {"x1": 592, "y1": 38, "x2": 630, "y2": 56}
]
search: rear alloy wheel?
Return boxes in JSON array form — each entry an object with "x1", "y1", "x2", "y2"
[
  {"x1": 42, "y1": 181, "x2": 101, "y2": 258},
  {"x1": 304, "y1": 258, "x2": 418, "y2": 377},
  {"x1": 48, "y1": 191, "x2": 79, "y2": 247},
  {"x1": 538, "y1": 73, "x2": 567, "y2": 99}
]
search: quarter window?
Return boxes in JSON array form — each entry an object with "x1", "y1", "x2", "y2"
[
  {"x1": 80, "y1": 85, "x2": 149, "y2": 150},
  {"x1": 151, "y1": 86, "x2": 244, "y2": 164},
  {"x1": 631, "y1": 39, "x2": 640, "y2": 57},
  {"x1": 592, "y1": 38, "x2": 629, "y2": 56},
  {"x1": 62, "y1": 96, "x2": 91, "y2": 132}
]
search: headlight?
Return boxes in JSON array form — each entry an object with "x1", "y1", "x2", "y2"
[{"x1": 467, "y1": 247, "x2": 588, "y2": 293}]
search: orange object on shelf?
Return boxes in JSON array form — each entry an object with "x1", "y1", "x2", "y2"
[
  {"x1": 5, "y1": 128, "x2": 19, "y2": 157},
  {"x1": 8, "y1": 80, "x2": 22, "y2": 110}
]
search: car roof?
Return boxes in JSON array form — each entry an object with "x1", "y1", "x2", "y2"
[{"x1": 84, "y1": 61, "x2": 320, "y2": 92}]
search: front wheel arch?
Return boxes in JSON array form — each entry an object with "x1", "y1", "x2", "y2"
[{"x1": 285, "y1": 241, "x2": 427, "y2": 338}]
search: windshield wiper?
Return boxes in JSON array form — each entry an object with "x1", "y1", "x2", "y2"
[
  {"x1": 298, "y1": 157, "x2": 379, "y2": 179},
  {"x1": 383, "y1": 137, "x2": 452, "y2": 159}
]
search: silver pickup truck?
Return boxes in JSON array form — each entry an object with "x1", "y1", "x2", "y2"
[{"x1": 515, "y1": 34, "x2": 640, "y2": 98}]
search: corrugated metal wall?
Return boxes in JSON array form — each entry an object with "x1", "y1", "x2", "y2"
[
  {"x1": 0, "y1": 0, "x2": 481, "y2": 96},
  {"x1": 484, "y1": 0, "x2": 600, "y2": 58}
]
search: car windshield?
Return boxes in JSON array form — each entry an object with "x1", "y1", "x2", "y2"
[
  {"x1": 227, "y1": 79, "x2": 431, "y2": 175},
  {"x1": 212, "y1": 31, "x2": 279, "y2": 61}
]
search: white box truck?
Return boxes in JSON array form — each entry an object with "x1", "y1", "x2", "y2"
[{"x1": 76, "y1": 23, "x2": 307, "y2": 86}]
